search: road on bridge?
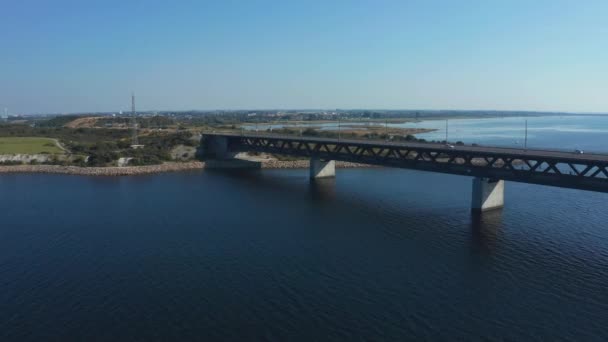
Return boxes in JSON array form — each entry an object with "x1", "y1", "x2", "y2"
[{"x1": 206, "y1": 131, "x2": 608, "y2": 163}]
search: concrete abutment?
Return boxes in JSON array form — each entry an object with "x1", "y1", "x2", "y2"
[
  {"x1": 204, "y1": 136, "x2": 230, "y2": 159},
  {"x1": 203, "y1": 136, "x2": 260, "y2": 169}
]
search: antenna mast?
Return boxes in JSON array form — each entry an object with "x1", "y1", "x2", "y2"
[{"x1": 131, "y1": 92, "x2": 139, "y2": 146}]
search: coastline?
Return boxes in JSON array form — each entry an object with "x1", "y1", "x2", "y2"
[
  {"x1": 0, "y1": 159, "x2": 373, "y2": 176},
  {"x1": 0, "y1": 161, "x2": 206, "y2": 176},
  {"x1": 261, "y1": 160, "x2": 373, "y2": 169}
]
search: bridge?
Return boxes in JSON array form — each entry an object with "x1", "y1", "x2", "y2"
[{"x1": 202, "y1": 132, "x2": 608, "y2": 212}]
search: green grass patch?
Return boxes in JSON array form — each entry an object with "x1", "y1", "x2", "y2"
[{"x1": 0, "y1": 137, "x2": 63, "y2": 154}]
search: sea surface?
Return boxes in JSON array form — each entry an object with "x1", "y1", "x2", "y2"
[
  {"x1": 248, "y1": 114, "x2": 608, "y2": 152},
  {"x1": 2, "y1": 116, "x2": 608, "y2": 340}
]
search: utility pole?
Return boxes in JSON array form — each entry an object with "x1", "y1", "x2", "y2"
[
  {"x1": 385, "y1": 119, "x2": 388, "y2": 140},
  {"x1": 131, "y1": 92, "x2": 139, "y2": 146},
  {"x1": 445, "y1": 119, "x2": 449, "y2": 143},
  {"x1": 524, "y1": 119, "x2": 528, "y2": 151},
  {"x1": 337, "y1": 116, "x2": 341, "y2": 140}
]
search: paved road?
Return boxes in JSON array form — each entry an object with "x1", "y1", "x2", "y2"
[{"x1": 204, "y1": 132, "x2": 608, "y2": 163}]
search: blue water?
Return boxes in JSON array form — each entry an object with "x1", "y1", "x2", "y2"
[
  {"x1": 2, "y1": 116, "x2": 608, "y2": 340},
  {"x1": 402, "y1": 115, "x2": 608, "y2": 152},
  {"x1": 246, "y1": 115, "x2": 608, "y2": 152},
  {"x1": 2, "y1": 170, "x2": 608, "y2": 340}
]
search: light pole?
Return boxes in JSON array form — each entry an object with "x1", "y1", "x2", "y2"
[
  {"x1": 524, "y1": 119, "x2": 528, "y2": 151},
  {"x1": 445, "y1": 120, "x2": 449, "y2": 143},
  {"x1": 338, "y1": 116, "x2": 341, "y2": 140},
  {"x1": 385, "y1": 120, "x2": 388, "y2": 141}
]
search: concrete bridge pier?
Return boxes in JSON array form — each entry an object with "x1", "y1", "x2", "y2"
[
  {"x1": 310, "y1": 158, "x2": 335, "y2": 179},
  {"x1": 471, "y1": 178, "x2": 504, "y2": 212}
]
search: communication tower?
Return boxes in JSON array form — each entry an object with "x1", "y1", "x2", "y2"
[{"x1": 131, "y1": 93, "x2": 139, "y2": 146}]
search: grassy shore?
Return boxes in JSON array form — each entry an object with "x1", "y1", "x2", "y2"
[{"x1": 0, "y1": 137, "x2": 63, "y2": 154}]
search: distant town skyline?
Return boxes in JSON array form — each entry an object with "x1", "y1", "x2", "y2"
[
  {"x1": 6, "y1": 108, "x2": 608, "y2": 118},
  {"x1": 1, "y1": 1, "x2": 607, "y2": 114}
]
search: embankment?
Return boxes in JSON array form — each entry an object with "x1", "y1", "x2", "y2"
[
  {"x1": 261, "y1": 160, "x2": 373, "y2": 169},
  {"x1": 0, "y1": 159, "x2": 376, "y2": 176},
  {"x1": 0, "y1": 162, "x2": 205, "y2": 176}
]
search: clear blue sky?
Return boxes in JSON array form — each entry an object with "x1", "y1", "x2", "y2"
[{"x1": 1, "y1": 0, "x2": 607, "y2": 114}]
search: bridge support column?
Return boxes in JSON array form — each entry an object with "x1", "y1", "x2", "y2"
[
  {"x1": 471, "y1": 178, "x2": 504, "y2": 212},
  {"x1": 310, "y1": 158, "x2": 335, "y2": 179}
]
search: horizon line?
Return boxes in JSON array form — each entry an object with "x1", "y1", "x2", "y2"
[{"x1": 14, "y1": 108, "x2": 608, "y2": 117}]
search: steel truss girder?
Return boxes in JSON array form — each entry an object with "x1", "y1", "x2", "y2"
[{"x1": 213, "y1": 134, "x2": 608, "y2": 193}]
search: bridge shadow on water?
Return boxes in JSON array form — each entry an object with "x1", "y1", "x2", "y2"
[
  {"x1": 202, "y1": 168, "x2": 608, "y2": 314},
  {"x1": 201, "y1": 168, "x2": 608, "y2": 289},
  {"x1": 207, "y1": 168, "x2": 503, "y2": 252},
  {"x1": 205, "y1": 168, "x2": 338, "y2": 201},
  {"x1": 470, "y1": 210, "x2": 504, "y2": 256},
  {"x1": 308, "y1": 177, "x2": 337, "y2": 201}
]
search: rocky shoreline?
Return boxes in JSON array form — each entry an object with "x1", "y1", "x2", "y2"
[
  {"x1": 0, "y1": 159, "x2": 375, "y2": 176},
  {"x1": 261, "y1": 159, "x2": 373, "y2": 169},
  {"x1": 0, "y1": 156, "x2": 519, "y2": 176},
  {"x1": 0, "y1": 162, "x2": 206, "y2": 176}
]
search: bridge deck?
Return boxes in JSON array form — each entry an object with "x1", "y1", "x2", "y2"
[
  {"x1": 202, "y1": 132, "x2": 608, "y2": 193},
  {"x1": 205, "y1": 132, "x2": 608, "y2": 163}
]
